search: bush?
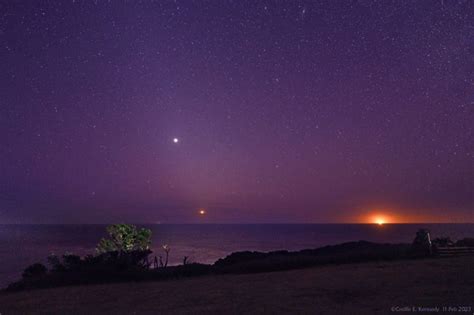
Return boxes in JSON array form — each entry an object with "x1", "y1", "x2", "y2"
[
  {"x1": 44, "y1": 250, "x2": 152, "y2": 275},
  {"x1": 215, "y1": 241, "x2": 411, "y2": 274},
  {"x1": 96, "y1": 250, "x2": 152, "y2": 270},
  {"x1": 22, "y1": 263, "x2": 47, "y2": 279},
  {"x1": 96, "y1": 224, "x2": 152, "y2": 254},
  {"x1": 432, "y1": 237, "x2": 454, "y2": 247},
  {"x1": 62, "y1": 254, "x2": 82, "y2": 270},
  {"x1": 48, "y1": 254, "x2": 66, "y2": 272},
  {"x1": 455, "y1": 238, "x2": 474, "y2": 247}
]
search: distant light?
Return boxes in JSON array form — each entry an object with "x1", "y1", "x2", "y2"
[
  {"x1": 173, "y1": 138, "x2": 179, "y2": 143},
  {"x1": 199, "y1": 209, "x2": 206, "y2": 215},
  {"x1": 375, "y1": 217, "x2": 386, "y2": 225}
]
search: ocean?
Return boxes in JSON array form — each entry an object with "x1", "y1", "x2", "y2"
[{"x1": 1, "y1": 224, "x2": 473, "y2": 288}]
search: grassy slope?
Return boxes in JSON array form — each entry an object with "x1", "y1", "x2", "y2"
[{"x1": 0, "y1": 256, "x2": 472, "y2": 315}]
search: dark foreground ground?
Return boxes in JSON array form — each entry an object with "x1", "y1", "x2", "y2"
[{"x1": 0, "y1": 256, "x2": 472, "y2": 315}]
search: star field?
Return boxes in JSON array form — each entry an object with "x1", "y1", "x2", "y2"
[{"x1": 0, "y1": 1, "x2": 473, "y2": 223}]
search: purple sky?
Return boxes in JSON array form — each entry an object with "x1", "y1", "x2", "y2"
[{"x1": 1, "y1": 1, "x2": 473, "y2": 224}]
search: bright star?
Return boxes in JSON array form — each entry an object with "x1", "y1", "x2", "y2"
[{"x1": 173, "y1": 138, "x2": 179, "y2": 143}]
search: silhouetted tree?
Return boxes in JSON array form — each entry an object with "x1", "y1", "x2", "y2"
[
  {"x1": 96, "y1": 224, "x2": 152, "y2": 254},
  {"x1": 22, "y1": 263, "x2": 47, "y2": 279}
]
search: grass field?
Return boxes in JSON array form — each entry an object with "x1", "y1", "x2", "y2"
[{"x1": 1, "y1": 256, "x2": 472, "y2": 314}]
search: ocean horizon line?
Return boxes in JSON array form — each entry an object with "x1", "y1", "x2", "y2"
[{"x1": 1, "y1": 222, "x2": 474, "y2": 225}]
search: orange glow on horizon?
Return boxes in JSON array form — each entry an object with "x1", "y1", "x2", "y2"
[
  {"x1": 375, "y1": 217, "x2": 385, "y2": 225},
  {"x1": 371, "y1": 214, "x2": 389, "y2": 225},
  {"x1": 350, "y1": 207, "x2": 459, "y2": 224},
  {"x1": 369, "y1": 213, "x2": 392, "y2": 225}
]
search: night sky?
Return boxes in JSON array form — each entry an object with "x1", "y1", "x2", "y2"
[{"x1": 1, "y1": 1, "x2": 473, "y2": 224}]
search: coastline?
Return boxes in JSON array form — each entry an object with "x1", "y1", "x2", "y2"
[{"x1": 2, "y1": 223, "x2": 474, "y2": 289}]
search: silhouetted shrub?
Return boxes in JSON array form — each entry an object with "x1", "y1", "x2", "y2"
[
  {"x1": 215, "y1": 241, "x2": 411, "y2": 274},
  {"x1": 22, "y1": 263, "x2": 47, "y2": 279},
  {"x1": 455, "y1": 238, "x2": 474, "y2": 247},
  {"x1": 6, "y1": 224, "x2": 156, "y2": 291},
  {"x1": 432, "y1": 237, "x2": 454, "y2": 247},
  {"x1": 97, "y1": 250, "x2": 152, "y2": 270},
  {"x1": 62, "y1": 254, "x2": 82, "y2": 270},
  {"x1": 47, "y1": 254, "x2": 66, "y2": 272},
  {"x1": 45, "y1": 250, "x2": 152, "y2": 275}
]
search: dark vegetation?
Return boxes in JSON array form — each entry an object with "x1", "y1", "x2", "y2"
[
  {"x1": 4, "y1": 226, "x2": 473, "y2": 292},
  {"x1": 452, "y1": 238, "x2": 474, "y2": 247},
  {"x1": 214, "y1": 241, "x2": 411, "y2": 274}
]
